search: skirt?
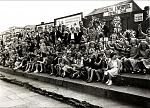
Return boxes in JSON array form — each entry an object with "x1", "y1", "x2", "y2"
[{"x1": 105, "y1": 68, "x2": 118, "y2": 77}]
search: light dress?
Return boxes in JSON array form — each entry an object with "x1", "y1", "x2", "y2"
[{"x1": 105, "y1": 59, "x2": 119, "y2": 77}]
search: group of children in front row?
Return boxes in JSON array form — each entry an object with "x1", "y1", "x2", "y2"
[{"x1": 13, "y1": 45, "x2": 119, "y2": 86}]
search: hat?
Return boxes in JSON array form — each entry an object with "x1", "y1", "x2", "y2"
[{"x1": 89, "y1": 41, "x2": 95, "y2": 44}]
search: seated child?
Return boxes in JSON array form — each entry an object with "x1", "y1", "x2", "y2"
[
  {"x1": 86, "y1": 54, "x2": 96, "y2": 83},
  {"x1": 103, "y1": 52, "x2": 122, "y2": 86},
  {"x1": 25, "y1": 53, "x2": 36, "y2": 73},
  {"x1": 141, "y1": 49, "x2": 150, "y2": 74},
  {"x1": 70, "y1": 53, "x2": 84, "y2": 79},
  {"x1": 13, "y1": 54, "x2": 24, "y2": 70},
  {"x1": 34, "y1": 52, "x2": 47, "y2": 73},
  {"x1": 61, "y1": 51, "x2": 74, "y2": 78},
  {"x1": 83, "y1": 54, "x2": 91, "y2": 81}
]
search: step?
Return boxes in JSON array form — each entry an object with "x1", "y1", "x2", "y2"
[
  {"x1": 0, "y1": 66, "x2": 150, "y2": 107},
  {"x1": 0, "y1": 71, "x2": 143, "y2": 108},
  {"x1": 118, "y1": 73, "x2": 150, "y2": 89},
  {"x1": 1, "y1": 66, "x2": 150, "y2": 89}
]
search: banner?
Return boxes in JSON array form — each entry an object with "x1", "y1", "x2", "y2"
[
  {"x1": 134, "y1": 13, "x2": 143, "y2": 22},
  {"x1": 45, "y1": 23, "x2": 54, "y2": 29},
  {"x1": 36, "y1": 22, "x2": 54, "y2": 31},
  {"x1": 55, "y1": 13, "x2": 82, "y2": 28},
  {"x1": 103, "y1": 3, "x2": 132, "y2": 16}
]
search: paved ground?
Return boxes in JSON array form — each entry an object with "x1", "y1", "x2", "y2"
[
  {"x1": 0, "y1": 71, "x2": 143, "y2": 108},
  {"x1": 0, "y1": 80, "x2": 72, "y2": 108}
]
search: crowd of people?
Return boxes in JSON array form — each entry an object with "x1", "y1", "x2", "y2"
[{"x1": 0, "y1": 18, "x2": 150, "y2": 86}]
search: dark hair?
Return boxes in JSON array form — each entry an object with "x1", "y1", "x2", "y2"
[
  {"x1": 110, "y1": 52, "x2": 116, "y2": 58},
  {"x1": 42, "y1": 52, "x2": 47, "y2": 57},
  {"x1": 98, "y1": 52, "x2": 103, "y2": 57},
  {"x1": 144, "y1": 6, "x2": 149, "y2": 11},
  {"x1": 139, "y1": 41, "x2": 149, "y2": 50}
]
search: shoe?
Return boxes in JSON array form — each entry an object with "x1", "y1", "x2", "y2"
[
  {"x1": 71, "y1": 73, "x2": 76, "y2": 78},
  {"x1": 86, "y1": 78, "x2": 89, "y2": 82},
  {"x1": 96, "y1": 78, "x2": 101, "y2": 82},
  {"x1": 62, "y1": 72, "x2": 66, "y2": 78},
  {"x1": 25, "y1": 69, "x2": 30, "y2": 73},
  {"x1": 105, "y1": 80, "x2": 110, "y2": 84},
  {"x1": 76, "y1": 74, "x2": 80, "y2": 78},
  {"x1": 130, "y1": 68, "x2": 133, "y2": 71},
  {"x1": 142, "y1": 69, "x2": 146, "y2": 75},
  {"x1": 13, "y1": 67, "x2": 17, "y2": 70},
  {"x1": 50, "y1": 73, "x2": 53, "y2": 76},
  {"x1": 107, "y1": 80, "x2": 112, "y2": 86},
  {"x1": 137, "y1": 69, "x2": 141, "y2": 73},
  {"x1": 34, "y1": 70, "x2": 39, "y2": 73},
  {"x1": 104, "y1": 71, "x2": 108, "y2": 75},
  {"x1": 40, "y1": 70, "x2": 43, "y2": 73},
  {"x1": 86, "y1": 79, "x2": 92, "y2": 83},
  {"x1": 25, "y1": 70, "x2": 29, "y2": 73}
]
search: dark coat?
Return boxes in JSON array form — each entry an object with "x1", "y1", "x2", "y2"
[
  {"x1": 68, "y1": 33, "x2": 77, "y2": 44},
  {"x1": 75, "y1": 32, "x2": 83, "y2": 44},
  {"x1": 50, "y1": 32, "x2": 56, "y2": 44},
  {"x1": 56, "y1": 30, "x2": 63, "y2": 40},
  {"x1": 103, "y1": 25, "x2": 109, "y2": 37}
]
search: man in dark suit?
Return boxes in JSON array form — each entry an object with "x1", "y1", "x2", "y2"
[
  {"x1": 69, "y1": 27, "x2": 76, "y2": 44},
  {"x1": 75, "y1": 27, "x2": 83, "y2": 44},
  {"x1": 141, "y1": 6, "x2": 150, "y2": 34},
  {"x1": 62, "y1": 26, "x2": 68, "y2": 45},
  {"x1": 56, "y1": 26, "x2": 63, "y2": 41},
  {"x1": 66, "y1": 27, "x2": 71, "y2": 44},
  {"x1": 43, "y1": 27, "x2": 50, "y2": 46},
  {"x1": 50, "y1": 27, "x2": 56, "y2": 45},
  {"x1": 102, "y1": 20, "x2": 109, "y2": 38}
]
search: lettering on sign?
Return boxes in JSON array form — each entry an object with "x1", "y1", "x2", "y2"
[
  {"x1": 134, "y1": 13, "x2": 143, "y2": 22},
  {"x1": 103, "y1": 3, "x2": 132, "y2": 16},
  {"x1": 55, "y1": 14, "x2": 82, "y2": 28}
]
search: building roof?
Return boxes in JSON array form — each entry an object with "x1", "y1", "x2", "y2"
[{"x1": 86, "y1": 0, "x2": 142, "y2": 17}]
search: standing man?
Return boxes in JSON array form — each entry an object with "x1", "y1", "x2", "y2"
[
  {"x1": 75, "y1": 27, "x2": 83, "y2": 44},
  {"x1": 56, "y1": 26, "x2": 63, "y2": 42},
  {"x1": 50, "y1": 26, "x2": 56, "y2": 46},
  {"x1": 102, "y1": 20, "x2": 109, "y2": 49},
  {"x1": 102, "y1": 20, "x2": 109, "y2": 38},
  {"x1": 141, "y1": 6, "x2": 150, "y2": 34}
]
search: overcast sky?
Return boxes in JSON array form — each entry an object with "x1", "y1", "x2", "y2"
[{"x1": 0, "y1": 0, "x2": 149, "y2": 33}]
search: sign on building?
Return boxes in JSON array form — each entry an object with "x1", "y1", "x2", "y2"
[
  {"x1": 54, "y1": 13, "x2": 83, "y2": 28},
  {"x1": 103, "y1": 3, "x2": 132, "y2": 16},
  {"x1": 36, "y1": 22, "x2": 54, "y2": 31},
  {"x1": 134, "y1": 13, "x2": 143, "y2": 22}
]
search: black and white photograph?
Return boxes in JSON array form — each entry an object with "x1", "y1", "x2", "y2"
[{"x1": 0, "y1": 0, "x2": 150, "y2": 107}]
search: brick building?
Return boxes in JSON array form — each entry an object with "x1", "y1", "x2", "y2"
[{"x1": 84, "y1": 0, "x2": 149, "y2": 34}]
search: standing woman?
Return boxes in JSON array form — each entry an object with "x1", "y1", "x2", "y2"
[{"x1": 103, "y1": 52, "x2": 121, "y2": 86}]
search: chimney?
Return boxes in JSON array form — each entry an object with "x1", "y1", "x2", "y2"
[
  {"x1": 41, "y1": 22, "x2": 44, "y2": 25},
  {"x1": 143, "y1": 6, "x2": 149, "y2": 20}
]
